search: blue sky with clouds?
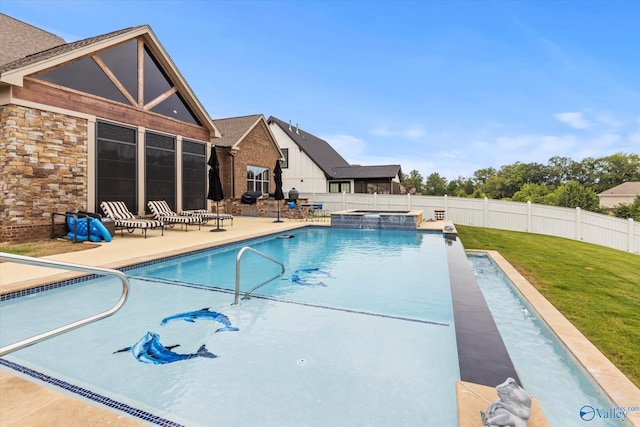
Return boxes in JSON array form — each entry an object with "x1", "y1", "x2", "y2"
[{"x1": 3, "y1": 0, "x2": 639, "y2": 180}]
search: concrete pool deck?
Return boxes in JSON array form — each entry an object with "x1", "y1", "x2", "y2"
[{"x1": 1, "y1": 217, "x2": 638, "y2": 426}]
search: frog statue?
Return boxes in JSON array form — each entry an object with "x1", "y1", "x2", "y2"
[{"x1": 481, "y1": 377, "x2": 531, "y2": 427}]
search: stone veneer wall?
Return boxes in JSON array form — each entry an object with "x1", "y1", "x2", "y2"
[{"x1": 0, "y1": 105, "x2": 88, "y2": 243}]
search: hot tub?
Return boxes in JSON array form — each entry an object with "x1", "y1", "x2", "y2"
[{"x1": 330, "y1": 209, "x2": 423, "y2": 230}]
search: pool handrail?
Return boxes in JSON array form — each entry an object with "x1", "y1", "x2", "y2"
[
  {"x1": 0, "y1": 252, "x2": 130, "y2": 356},
  {"x1": 234, "y1": 246, "x2": 285, "y2": 305}
]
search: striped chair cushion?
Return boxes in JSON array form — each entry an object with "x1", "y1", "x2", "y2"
[
  {"x1": 181, "y1": 209, "x2": 234, "y2": 220},
  {"x1": 117, "y1": 218, "x2": 164, "y2": 229},
  {"x1": 101, "y1": 201, "x2": 136, "y2": 220},
  {"x1": 148, "y1": 201, "x2": 200, "y2": 224}
]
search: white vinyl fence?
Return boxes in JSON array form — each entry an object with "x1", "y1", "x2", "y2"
[{"x1": 300, "y1": 192, "x2": 640, "y2": 254}]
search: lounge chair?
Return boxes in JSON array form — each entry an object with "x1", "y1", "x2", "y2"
[
  {"x1": 100, "y1": 201, "x2": 164, "y2": 238},
  {"x1": 147, "y1": 200, "x2": 201, "y2": 231},
  {"x1": 180, "y1": 209, "x2": 234, "y2": 226}
]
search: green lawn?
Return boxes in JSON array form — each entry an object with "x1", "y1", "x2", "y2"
[{"x1": 456, "y1": 225, "x2": 640, "y2": 388}]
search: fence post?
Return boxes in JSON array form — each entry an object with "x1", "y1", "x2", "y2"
[
  {"x1": 576, "y1": 207, "x2": 582, "y2": 241},
  {"x1": 483, "y1": 197, "x2": 488, "y2": 227},
  {"x1": 407, "y1": 193, "x2": 411, "y2": 210},
  {"x1": 629, "y1": 218, "x2": 635, "y2": 253},
  {"x1": 527, "y1": 201, "x2": 532, "y2": 232},
  {"x1": 342, "y1": 191, "x2": 347, "y2": 210},
  {"x1": 374, "y1": 192, "x2": 378, "y2": 209},
  {"x1": 444, "y1": 194, "x2": 448, "y2": 219}
]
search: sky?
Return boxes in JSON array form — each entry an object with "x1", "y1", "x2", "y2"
[{"x1": 2, "y1": 0, "x2": 639, "y2": 181}]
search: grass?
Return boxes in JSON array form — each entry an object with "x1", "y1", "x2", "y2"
[
  {"x1": 0, "y1": 239, "x2": 99, "y2": 258},
  {"x1": 456, "y1": 224, "x2": 640, "y2": 388}
]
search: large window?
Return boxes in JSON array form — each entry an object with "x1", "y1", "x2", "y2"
[
  {"x1": 247, "y1": 166, "x2": 269, "y2": 193},
  {"x1": 96, "y1": 121, "x2": 137, "y2": 212},
  {"x1": 329, "y1": 181, "x2": 351, "y2": 193},
  {"x1": 182, "y1": 140, "x2": 206, "y2": 210},
  {"x1": 37, "y1": 40, "x2": 201, "y2": 125},
  {"x1": 145, "y1": 132, "x2": 176, "y2": 211}
]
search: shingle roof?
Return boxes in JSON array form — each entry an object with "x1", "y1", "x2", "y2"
[
  {"x1": 268, "y1": 116, "x2": 403, "y2": 181},
  {"x1": 268, "y1": 116, "x2": 350, "y2": 177},
  {"x1": 598, "y1": 182, "x2": 640, "y2": 196},
  {"x1": 212, "y1": 114, "x2": 263, "y2": 148},
  {"x1": 0, "y1": 22, "x2": 144, "y2": 73},
  {"x1": 332, "y1": 165, "x2": 402, "y2": 180},
  {"x1": 0, "y1": 13, "x2": 65, "y2": 66}
]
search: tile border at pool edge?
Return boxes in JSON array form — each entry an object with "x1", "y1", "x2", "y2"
[
  {"x1": 475, "y1": 250, "x2": 640, "y2": 427},
  {"x1": 0, "y1": 223, "x2": 312, "y2": 295}
]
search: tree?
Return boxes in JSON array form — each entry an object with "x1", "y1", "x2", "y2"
[
  {"x1": 512, "y1": 183, "x2": 553, "y2": 204},
  {"x1": 424, "y1": 172, "x2": 447, "y2": 196},
  {"x1": 613, "y1": 196, "x2": 640, "y2": 221},
  {"x1": 401, "y1": 170, "x2": 424, "y2": 194},
  {"x1": 446, "y1": 176, "x2": 475, "y2": 197},
  {"x1": 555, "y1": 181, "x2": 601, "y2": 212},
  {"x1": 593, "y1": 153, "x2": 640, "y2": 193}
]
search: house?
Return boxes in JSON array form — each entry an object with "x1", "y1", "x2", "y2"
[
  {"x1": 598, "y1": 182, "x2": 640, "y2": 209},
  {"x1": 211, "y1": 114, "x2": 283, "y2": 200},
  {"x1": 267, "y1": 116, "x2": 403, "y2": 195},
  {"x1": 1, "y1": 14, "x2": 281, "y2": 242}
]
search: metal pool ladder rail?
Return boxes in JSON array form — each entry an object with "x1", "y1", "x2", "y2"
[
  {"x1": 0, "y1": 252, "x2": 130, "y2": 356},
  {"x1": 233, "y1": 246, "x2": 285, "y2": 305}
]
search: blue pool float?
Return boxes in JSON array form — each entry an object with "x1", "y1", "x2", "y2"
[{"x1": 66, "y1": 215, "x2": 112, "y2": 242}]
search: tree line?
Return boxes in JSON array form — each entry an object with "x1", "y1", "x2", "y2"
[{"x1": 401, "y1": 152, "x2": 640, "y2": 220}]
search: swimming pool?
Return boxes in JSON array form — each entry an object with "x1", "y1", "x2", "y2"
[
  {"x1": 0, "y1": 228, "x2": 459, "y2": 426},
  {"x1": 0, "y1": 227, "x2": 625, "y2": 426}
]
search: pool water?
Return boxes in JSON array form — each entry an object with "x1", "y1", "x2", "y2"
[
  {"x1": 1, "y1": 228, "x2": 459, "y2": 426},
  {"x1": 469, "y1": 253, "x2": 624, "y2": 427}
]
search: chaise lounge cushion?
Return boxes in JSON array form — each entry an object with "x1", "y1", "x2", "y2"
[
  {"x1": 100, "y1": 201, "x2": 164, "y2": 238},
  {"x1": 147, "y1": 201, "x2": 201, "y2": 230}
]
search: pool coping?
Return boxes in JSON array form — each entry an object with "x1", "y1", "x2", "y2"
[{"x1": 477, "y1": 250, "x2": 640, "y2": 427}]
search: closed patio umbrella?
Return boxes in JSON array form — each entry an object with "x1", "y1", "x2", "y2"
[
  {"x1": 273, "y1": 160, "x2": 284, "y2": 223},
  {"x1": 207, "y1": 148, "x2": 225, "y2": 232}
]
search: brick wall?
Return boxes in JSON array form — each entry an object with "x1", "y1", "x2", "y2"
[
  {"x1": 232, "y1": 121, "x2": 281, "y2": 199},
  {"x1": 0, "y1": 105, "x2": 88, "y2": 243}
]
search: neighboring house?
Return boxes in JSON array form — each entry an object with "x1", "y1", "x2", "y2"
[
  {"x1": 212, "y1": 114, "x2": 283, "y2": 199},
  {"x1": 267, "y1": 116, "x2": 403, "y2": 195},
  {"x1": 1, "y1": 14, "x2": 223, "y2": 242},
  {"x1": 598, "y1": 182, "x2": 640, "y2": 209}
]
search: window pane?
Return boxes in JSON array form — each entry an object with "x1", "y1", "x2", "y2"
[
  {"x1": 150, "y1": 92, "x2": 200, "y2": 125},
  {"x1": 281, "y1": 149, "x2": 289, "y2": 168},
  {"x1": 38, "y1": 56, "x2": 128, "y2": 104},
  {"x1": 96, "y1": 121, "x2": 137, "y2": 212},
  {"x1": 143, "y1": 46, "x2": 172, "y2": 103},
  {"x1": 182, "y1": 140, "x2": 206, "y2": 210},
  {"x1": 145, "y1": 131, "x2": 176, "y2": 211},
  {"x1": 97, "y1": 40, "x2": 138, "y2": 101}
]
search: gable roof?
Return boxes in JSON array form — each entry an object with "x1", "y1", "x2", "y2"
[
  {"x1": 268, "y1": 116, "x2": 403, "y2": 181},
  {"x1": 0, "y1": 17, "x2": 220, "y2": 138},
  {"x1": 598, "y1": 182, "x2": 640, "y2": 196},
  {"x1": 0, "y1": 14, "x2": 65, "y2": 66},
  {"x1": 267, "y1": 116, "x2": 350, "y2": 177},
  {"x1": 213, "y1": 114, "x2": 282, "y2": 155}
]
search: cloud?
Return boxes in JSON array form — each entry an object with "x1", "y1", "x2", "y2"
[
  {"x1": 322, "y1": 134, "x2": 366, "y2": 162},
  {"x1": 370, "y1": 125, "x2": 426, "y2": 139},
  {"x1": 554, "y1": 112, "x2": 590, "y2": 129}
]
